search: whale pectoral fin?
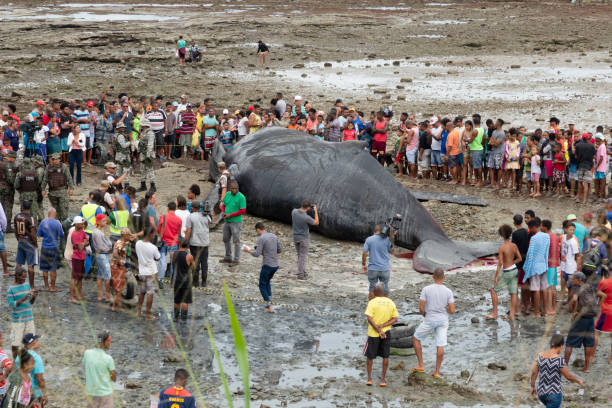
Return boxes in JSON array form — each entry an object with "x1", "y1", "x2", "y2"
[
  {"x1": 413, "y1": 240, "x2": 498, "y2": 273},
  {"x1": 209, "y1": 140, "x2": 228, "y2": 181},
  {"x1": 227, "y1": 163, "x2": 240, "y2": 180}
]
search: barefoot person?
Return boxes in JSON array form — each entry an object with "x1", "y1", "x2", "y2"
[
  {"x1": 565, "y1": 272, "x2": 598, "y2": 373},
  {"x1": 594, "y1": 267, "x2": 612, "y2": 365},
  {"x1": 172, "y1": 239, "x2": 194, "y2": 321},
  {"x1": 244, "y1": 222, "x2": 282, "y2": 313},
  {"x1": 486, "y1": 224, "x2": 521, "y2": 320},
  {"x1": 36, "y1": 208, "x2": 64, "y2": 292},
  {"x1": 411, "y1": 269, "x2": 455, "y2": 378},
  {"x1": 136, "y1": 226, "x2": 160, "y2": 320},
  {"x1": 110, "y1": 229, "x2": 131, "y2": 312},
  {"x1": 522, "y1": 220, "x2": 550, "y2": 317},
  {"x1": 69, "y1": 216, "x2": 89, "y2": 304},
  {"x1": 364, "y1": 282, "x2": 398, "y2": 387},
  {"x1": 362, "y1": 224, "x2": 394, "y2": 299},
  {"x1": 531, "y1": 334, "x2": 583, "y2": 408}
]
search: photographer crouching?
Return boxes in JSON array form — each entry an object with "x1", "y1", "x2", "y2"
[{"x1": 362, "y1": 215, "x2": 400, "y2": 299}]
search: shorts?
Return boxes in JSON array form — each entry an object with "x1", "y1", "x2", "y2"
[
  {"x1": 553, "y1": 169, "x2": 565, "y2": 183},
  {"x1": 517, "y1": 268, "x2": 528, "y2": 286},
  {"x1": 0, "y1": 230, "x2": 5, "y2": 252},
  {"x1": 139, "y1": 275, "x2": 157, "y2": 295},
  {"x1": 16, "y1": 242, "x2": 38, "y2": 266},
  {"x1": 532, "y1": 173, "x2": 540, "y2": 182},
  {"x1": 367, "y1": 269, "x2": 390, "y2": 294},
  {"x1": 562, "y1": 272, "x2": 574, "y2": 288},
  {"x1": 547, "y1": 267, "x2": 558, "y2": 287},
  {"x1": 178, "y1": 48, "x2": 186, "y2": 58},
  {"x1": 154, "y1": 130, "x2": 164, "y2": 147},
  {"x1": 525, "y1": 172, "x2": 533, "y2": 182},
  {"x1": 529, "y1": 272, "x2": 549, "y2": 291},
  {"x1": 577, "y1": 169, "x2": 592, "y2": 183},
  {"x1": 569, "y1": 164, "x2": 578, "y2": 181},
  {"x1": 405, "y1": 146, "x2": 418, "y2": 164},
  {"x1": 11, "y1": 320, "x2": 35, "y2": 348},
  {"x1": 72, "y1": 258, "x2": 85, "y2": 280},
  {"x1": 174, "y1": 278, "x2": 193, "y2": 304},
  {"x1": 448, "y1": 154, "x2": 460, "y2": 168},
  {"x1": 566, "y1": 317, "x2": 595, "y2": 348},
  {"x1": 164, "y1": 132, "x2": 175, "y2": 145},
  {"x1": 60, "y1": 137, "x2": 69, "y2": 152},
  {"x1": 364, "y1": 335, "x2": 391, "y2": 359},
  {"x1": 471, "y1": 150, "x2": 484, "y2": 169},
  {"x1": 39, "y1": 247, "x2": 60, "y2": 272},
  {"x1": 493, "y1": 266, "x2": 518, "y2": 294},
  {"x1": 111, "y1": 264, "x2": 126, "y2": 292},
  {"x1": 371, "y1": 140, "x2": 386, "y2": 155},
  {"x1": 414, "y1": 319, "x2": 449, "y2": 347},
  {"x1": 430, "y1": 150, "x2": 442, "y2": 166},
  {"x1": 96, "y1": 253, "x2": 111, "y2": 281},
  {"x1": 596, "y1": 312, "x2": 612, "y2": 333},
  {"x1": 419, "y1": 149, "x2": 431, "y2": 170},
  {"x1": 486, "y1": 152, "x2": 503, "y2": 170},
  {"x1": 87, "y1": 394, "x2": 114, "y2": 408},
  {"x1": 594, "y1": 171, "x2": 605, "y2": 180},
  {"x1": 86, "y1": 136, "x2": 94, "y2": 150}
]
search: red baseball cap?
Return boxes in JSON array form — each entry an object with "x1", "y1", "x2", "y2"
[
  {"x1": 87, "y1": 100, "x2": 94, "y2": 107},
  {"x1": 95, "y1": 213, "x2": 106, "y2": 223},
  {"x1": 36, "y1": 100, "x2": 45, "y2": 106},
  {"x1": 248, "y1": 105, "x2": 254, "y2": 111},
  {"x1": 582, "y1": 132, "x2": 590, "y2": 140}
]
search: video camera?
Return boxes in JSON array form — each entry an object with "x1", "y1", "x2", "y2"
[
  {"x1": 199, "y1": 201, "x2": 211, "y2": 216},
  {"x1": 20, "y1": 121, "x2": 41, "y2": 137},
  {"x1": 381, "y1": 214, "x2": 402, "y2": 238}
]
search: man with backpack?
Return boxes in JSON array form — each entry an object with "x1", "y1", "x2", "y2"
[
  {"x1": 581, "y1": 228, "x2": 608, "y2": 286},
  {"x1": 564, "y1": 272, "x2": 599, "y2": 372}
]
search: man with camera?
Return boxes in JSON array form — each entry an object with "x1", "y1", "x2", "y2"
[
  {"x1": 291, "y1": 200, "x2": 319, "y2": 280},
  {"x1": 362, "y1": 224, "x2": 395, "y2": 300}
]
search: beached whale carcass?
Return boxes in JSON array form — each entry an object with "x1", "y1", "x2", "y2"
[{"x1": 205, "y1": 128, "x2": 497, "y2": 272}]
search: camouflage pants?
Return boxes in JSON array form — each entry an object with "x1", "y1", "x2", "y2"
[
  {"x1": 20, "y1": 192, "x2": 42, "y2": 224},
  {"x1": 48, "y1": 191, "x2": 70, "y2": 223},
  {"x1": 0, "y1": 190, "x2": 14, "y2": 227},
  {"x1": 116, "y1": 160, "x2": 132, "y2": 185},
  {"x1": 140, "y1": 159, "x2": 155, "y2": 183}
]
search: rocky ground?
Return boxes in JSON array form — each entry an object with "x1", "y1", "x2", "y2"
[{"x1": 1, "y1": 0, "x2": 612, "y2": 407}]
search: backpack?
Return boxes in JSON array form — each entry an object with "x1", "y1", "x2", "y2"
[
  {"x1": 578, "y1": 285, "x2": 598, "y2": 319},
  {"x1": 582, "y1": 239, "x2": 602, "y2": 276}
]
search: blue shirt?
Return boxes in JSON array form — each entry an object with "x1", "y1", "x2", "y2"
[
  {"x1": 4, "y1": 129, "x2": 19, "y2": 152},
  {"x1": 37, "y1": 218, "x2": 64, "y2": 249},
  {"x1": 159, "y1": 385, "x2": 196, "y2": 408},
  {"x1": 573, "y1": 222, "x2": 588, "y2": 251},
  {"x1": 73, "y1": 109, "x2": 90, "y2": 132},
  {"x1": 523, "y1": 231, "x2": 550, "y2": 282},
  {"x1": 146, "y1": 204, "x2": 158, "y2": 227},
  {"x1": 7, "y1": 283, "x2": 34, "y2": 323},
  {"x1": 350, "y1": 117, "x2": 365, "y2": 136},
  {"x1": 363, "y1": 234, "x2": 393, "y2": 271},
  {"x1": 440, "y1": 130, "x2": 448, "y2": 155}
]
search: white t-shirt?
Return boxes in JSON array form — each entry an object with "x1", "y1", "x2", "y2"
[
  {"x1": 561, "y1": 234, "x2": 579, "y2": 275},
  {"x1": 531, "y1": 155, "x2": 541, "y2": 174},
  {"x1": 430, "y1": 126, "x2": 442, "y2": 150},
  {"x1": 237, "y1": 117, "x2": 249, "y2": 136},
  {"x1": 34, "y1": 125, "x2": 49, "y2": 145},
  {"x1": 420, "y1": 283, "x2": 454, "y2": 322},
  {"x1": 175, "y1": 209, "x2": 190, "y2": 238},
  {"x1": 135, "y1": 240, "x2": 160, "y2": 276}
]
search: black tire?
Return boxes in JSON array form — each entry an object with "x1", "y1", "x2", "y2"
[
  {"x1": 390, "y1": 326, "x2": 415, "y2": 339},
  {"x1": 389, "y1": 336, "x2": 413, "y2": 349},
  {"x1": 123, "y1": 274, "x2": 137, "y2": 301}
]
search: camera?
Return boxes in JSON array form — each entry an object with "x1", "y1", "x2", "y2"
[
  {"x1": 381, "y1": 214, "x2": 402, "y2": 237},
  {"x1": 200, "y1": 201, "x2": 211, "y2": 215},
  {"x1": 20, "y1": 121, "x2": 41, "y2": 137}
]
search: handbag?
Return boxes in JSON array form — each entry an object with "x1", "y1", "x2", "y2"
[{"x1": 191, "y1": 128, "x2": 201, "y2": 148}]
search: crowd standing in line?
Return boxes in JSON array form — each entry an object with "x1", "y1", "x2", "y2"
[{"x1": 1, "y1": 92, "x2": 611, "y2": 407}]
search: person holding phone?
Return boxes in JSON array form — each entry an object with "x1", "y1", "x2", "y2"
[{"x1": 291, "y1": 200, "x2": 319, "y2": 280}]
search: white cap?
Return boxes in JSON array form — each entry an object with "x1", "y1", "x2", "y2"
[
  {"x1": 429, "y1": 116, "x2": 438, "y2": 125},
  {"x1": 294, "y1": 95, "x2": 302, "y2": 101},
  {"x1": 223, "y1": 109, "x2": 229, "y2": 115},
  {"x1": 72, "y1": 216, "x2": 85, "y2": 225}
]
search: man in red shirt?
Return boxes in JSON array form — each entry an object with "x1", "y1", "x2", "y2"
[{"x1": 157, "y1": 201, "x2": 182, "y2": 282}]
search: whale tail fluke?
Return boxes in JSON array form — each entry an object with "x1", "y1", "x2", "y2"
[{"x1": 413, "y1": 239, "x2": 500, "y2": 273}]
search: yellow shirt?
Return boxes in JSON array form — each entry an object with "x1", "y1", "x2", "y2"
[
  {"x1": 196, "y1": 112, "x2": 204, "y2": 132},
  {"x1": 365, "y1": 297, "x2": 398, "y2": 338}
]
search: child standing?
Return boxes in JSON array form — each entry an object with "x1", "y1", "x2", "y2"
[
  {"x1": 220, "y1": 122, "x2": 234, "y2": 149},
  {"x1": 342, "y1": 121, "x2": 357, "y2": 142},
  {"x1": 523, "y1": 138, "x2": 533, "y2": 195},
  {"x1": 504, "y1": 129, "x2": 520, "y2": 190},
  {"x1": 530, "y1": 149, "x2": 542, "y2": 198},
  {"x1": 553, "y1": 142, "x2": 566, "y2": 196},
  {"x1": 560, "y1": 220, "x2": 579, "y2": 303},
  {"x1": 594, "y1": 134, "x2": 607, "y2": 200}
]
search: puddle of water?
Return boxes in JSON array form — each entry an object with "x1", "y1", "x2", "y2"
[
  {"x1": 278, "y1": 361, "x2": 361, "y2": 387},
  {"x1": 426, "y1": 19, "x2": 467, "y2": 24},
  {"x1": 349, "y1": 6, "x2": 411, "y2": 10},
  {"x1": 407, "y1": 34, "x2": 448, "y2": 38},
  {"x1": 426, "y1": 2, "x2": 457, "y2": 6},
  {"x1": 0, "y1": 12, "x2": 180, "y2": 21},
  {"x1": 60, "y1": 3, "x2": 213, "y2": 7}
]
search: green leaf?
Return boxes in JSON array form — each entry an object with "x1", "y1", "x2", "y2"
[
  {"x1": 205, "y1": 319, "x2": 233, "y2": 408},
  {"x1": 224, "y1": 281, "x2": 250, "y2": 407}
]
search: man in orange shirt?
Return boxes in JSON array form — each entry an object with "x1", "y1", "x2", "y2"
[{"x1": 445, "y1": 121, "x2": 461, "y2": 184}]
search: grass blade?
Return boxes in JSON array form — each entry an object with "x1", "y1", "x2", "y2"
[
  {"x1": 205, "y1": 319, "x2": 234, "y2": 408},
  {"x1": 224, "y1": 281, "x2": 250, "y2": 407}
]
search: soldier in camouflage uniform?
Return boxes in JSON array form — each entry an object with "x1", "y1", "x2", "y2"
[
  {"x1": 15, "y1": 158, "x2": 44, "y2": 225},
  {"x1": 113, "y1": 122, "x2": 132, "y2": 190},
  {"x1": 33, "y1": 156, "x2": 45, "y2": 220},
  {"x1": 41, "y1": 152, "x2": 74, "y2": 223},
  {"x1": 138, "y1": 118, "x2": 156, "y2": 192},
  {"x1": 0, "y1": 151, "x2": 17, "y2": 232}
]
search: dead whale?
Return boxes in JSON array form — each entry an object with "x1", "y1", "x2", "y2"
[{"x1": 205, "y1": 128, "x2": 497, "y2": 272}]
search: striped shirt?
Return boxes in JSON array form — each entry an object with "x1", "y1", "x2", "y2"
[
  {"x1": 145, "y1": 109, "x2": 167, "y2": 132},
  {"x1": 536, "y1": 355, "x2": 565, "y2": 395},
  {"x1": 73, "y1": 109, "x2": 91, "y2": 132},
  {"x1": 7, "y1": 283, "x2": 34, "y2": 323},
  {"x1": 179, "y1": 111, "x2": 196, "y2": 135}
]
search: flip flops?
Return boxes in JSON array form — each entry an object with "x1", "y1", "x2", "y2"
[
  {"x1": 410, "y1": 368, "x2": 425, "y2": 373},
  {"x1": 431, "y1": 374, "x2": 441, "y2": 379},
  {"x1": 379, "y1": 381, "x2": 387, "y2": 387},
  {"x1": 366, "y1": 380, "x2": 373, "y2": 386}
]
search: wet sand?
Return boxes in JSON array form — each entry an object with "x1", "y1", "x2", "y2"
[{"x1": 1, "y1": 0, "x2": 612, "y2": 407}]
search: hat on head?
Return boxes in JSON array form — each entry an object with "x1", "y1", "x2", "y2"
[
  {"x1": 317, "y1": 110, "x2": 325, "y2": 116},
  {"x1": 223, "y1": 109, "x2": 229, "y2": 115},
  {"x1": 566, "y1": 214, "x2": 577, "y2": 221},
  {"x1": 50, "y1": 152, "x2": 61, "y2": 160},
  {"x1": 429, "y1": 116, "x2": 439, "y2": 125},
  {"x1": 1, "y1": 110, "x2": 8, "y2": 115},
  {"x1": 139, "y1": 118, "x2": 151, "y2": 128},
  {"x1": 5, "y1": 151, "x2": 17, "y2": 159},
  {"x1": 32, "y1": 156, "x2": 43, "y2": 166},
  {"x1": 96, "y1": 213, "x2": 106, "y2": 223},
  {"x1": 104, "y1": 162, "x2": 117, "y2": 169},
  {"x1": 568, "y1": 121, "x2": 575, "y2": 125},
  {"x1": 36, "y1": 100, "x2": 45, "y2": 106},
  {"x1": 582, "y1": 132, "x2": 590, "y2": 140},
  {"x1": 582, "y1": 212, "x2": 593, "y2": 221},
  {"x1": 573, "y1": 272, "x2": 587, "y2": 282},
  {"x1": 172, "y1": 101, "x2": 179, "y2": 107},
  {"x1": 234, "y1": 109, "x2": 241, "y2": 115},
  {"x1": 180, "y1": 94, "x2": 187, "y2": 99},
  {"x1": 115, "y1": 122, "x2": 126, "y2": 130},
  {"x1": 294, "y1": 95, "x2": 302, "y2": 101},
  {"x1": 348, "y1": 107, "x2": 356, "y2": 112},
  {"x1": 248, "y1": 105, "x2": 254, "y2": 111},
  {"x1": 72, "y1": 215, "x2": 85, "y2": 225},
  {"x1": 186, "y1": 103, "x2": 193, "y2": 108},
  {"x1": 121, "y1": 228, "x2": 132, "y2": 236},
  {"x1": 87, "y1": 100, "x2": 94, "y2": 107},
  {"x1": 22, "y1": 333, "x2": 40, "y2": 345},
  {"x1": 595, "y1": 132, "x2": 604, "y2": 140},
  {"x1": 100, "y1": 180, "x2": 110, "y2": 188}
]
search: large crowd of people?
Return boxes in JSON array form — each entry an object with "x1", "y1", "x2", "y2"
[{"x1": 0, "y1": 91, "x2": 611, "y2": 408}]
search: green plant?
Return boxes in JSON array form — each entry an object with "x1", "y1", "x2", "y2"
[{"x1": 224, "y1": 281, "x2": 251, "y2": 408}]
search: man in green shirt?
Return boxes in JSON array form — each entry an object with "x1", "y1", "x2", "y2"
[
  {"x1": 83, "y1": 331, "x2": 116, "y2": 408},
  {"x1": 220, "y1": 181, "x2": 246, "y2": 266}
]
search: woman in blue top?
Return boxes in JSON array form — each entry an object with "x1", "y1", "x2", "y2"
[{"x1": 176, "y1": 36, "x2": 186, "y2": 66}]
